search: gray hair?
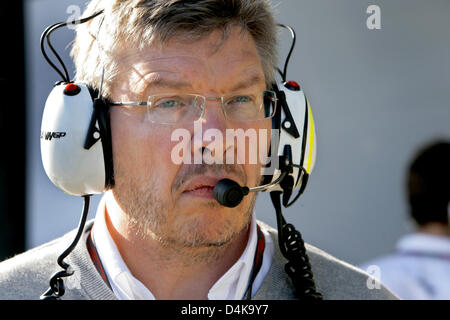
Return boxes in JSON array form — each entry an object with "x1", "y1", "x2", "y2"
[{"x1": 71, "y1": 0, "x2": 279, "y2": 98}]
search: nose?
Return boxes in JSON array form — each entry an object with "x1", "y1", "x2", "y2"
[
  {"x1": 191, "y1": 99, "x2": 234, "y2": 164},
  {"x1": 201, "y1": 98, "x2": 227, "y2": 131}
]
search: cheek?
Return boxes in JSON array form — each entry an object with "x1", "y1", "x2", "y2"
[
  {"x1": 237, "y1": 120, "x2": 272, "y2": 183},
  {"x1": 110, "y1": 110, "x2": 179, "y2": 188}
]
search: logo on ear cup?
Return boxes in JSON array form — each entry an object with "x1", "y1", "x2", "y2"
[{"x1": 40, "y1": 131, "x2": 67, "y2": 140}]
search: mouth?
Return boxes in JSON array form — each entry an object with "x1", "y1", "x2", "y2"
[
  {"x1": 181, "y1": 175, "x2": 241, "y2": 200},
  {"x1": 183, "y1": 185, "x2": 215, "y2": 198},
  {"x1": 181, "y1": 176, "x2": 219, "y2": 199}
]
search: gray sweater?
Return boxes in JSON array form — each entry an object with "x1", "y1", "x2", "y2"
[{"x1": 0, "y1": 220, "x2": 398, "y2": 300}]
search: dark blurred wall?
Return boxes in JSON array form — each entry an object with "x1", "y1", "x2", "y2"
[{"x1": 0, "y1": 2, "x2": 26, "y2": 261}]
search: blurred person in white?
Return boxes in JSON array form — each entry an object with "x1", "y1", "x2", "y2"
[{"x1": 360, "y1": 140, "x2": 450, "y2": 299}]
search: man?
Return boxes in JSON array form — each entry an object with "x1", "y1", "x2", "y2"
[
  {"x1": 360, "y1": 141, "x2": 450, "y2": 299},
  {"x1": 0, "y1": 0, "x2": 396, "y2": 300}
]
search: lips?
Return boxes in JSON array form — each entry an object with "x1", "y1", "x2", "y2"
[
  {"x1": 184, "y1": 186, "x2": 215, "y2": 199},
  {"x1": 182, "y1": 176, "x2": 219, "y2": 198},
  {"x1": 185, "y1": 185, "x2": 214, "y2": 192},
  {"x1": 181, "y1": 175, "x2": 240, "y2": 199}
]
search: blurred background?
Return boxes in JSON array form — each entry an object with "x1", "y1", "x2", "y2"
[{"x1": 0, "y1": 0, "x2": 449, "y2": 267}]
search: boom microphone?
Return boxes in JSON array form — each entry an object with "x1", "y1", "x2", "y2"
[{"x1": 213, "y1": 172, "x2": 287, "y2": 208}]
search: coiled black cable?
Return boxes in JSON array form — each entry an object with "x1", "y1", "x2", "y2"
[
  {"x1": 271, "y1": 191, "x2": 323, "y2": 300},
  {"x1": 40, "y1": 195, "x2": 91, "y2": 300}
]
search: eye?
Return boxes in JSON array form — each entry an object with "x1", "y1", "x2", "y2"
[
  {"x1": 235, "y1": 96, "x2": 250, "y2": 103},
  {"x1": 154, "y1": 96, "x2": 187, "y2": 109},
  {"x1": 232, "y1": 95, "x2": 251, "y2": 103},
  {"x1": 226, "y1": 95, "x2": 254, "y2": 106},
  {"x1": 161, "y1": 100, "x2": 179, "y2": 108}
]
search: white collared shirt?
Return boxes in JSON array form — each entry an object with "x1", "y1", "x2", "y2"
[
  {"x1": 92, "y1": 194, "x2": 274, "y2": 300},
  {"x1": 359, "y1": 232, "x2": 450, "y2": 300}
]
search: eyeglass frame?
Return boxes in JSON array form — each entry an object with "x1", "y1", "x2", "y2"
[{"x1": 107, "y1": 90, "x2": 278, "y2": 124}]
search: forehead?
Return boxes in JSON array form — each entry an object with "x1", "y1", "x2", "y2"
[{"x1": 113, "y1": 27, "x2": 265, "y2": 96}]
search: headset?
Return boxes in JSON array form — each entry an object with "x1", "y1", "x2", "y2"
[{"x1": 39, "y1": 10, "x2": 322, "y2": 300}]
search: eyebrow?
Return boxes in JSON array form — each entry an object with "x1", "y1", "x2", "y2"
[
  {"x1": 141, "y1": 71, "x2": 265, "y2": 95},
  {"x1": 229, "y1": 73, "x2": 266, "y2": 92},
  {"x1": 143, "y1": 78, "x2": 194, "y2": 92}
]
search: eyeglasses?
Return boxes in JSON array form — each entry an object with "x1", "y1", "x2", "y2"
[{"x1": 108, "y1": 90, "x2": 277, "y2": 124}]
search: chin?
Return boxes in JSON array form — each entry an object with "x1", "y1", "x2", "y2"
[{"x1": 165, "y1": 205, "x2": 251, "y2": 248}]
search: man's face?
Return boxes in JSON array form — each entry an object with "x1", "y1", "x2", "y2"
[{"x1": 108, "y1": 27, "x2": 271, "y2": 251}]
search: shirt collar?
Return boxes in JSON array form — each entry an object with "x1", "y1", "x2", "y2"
[
  {"x1": 92, "y1": 192, "x2": 259, "y2": 300},
  {"x1": 396, "y1": 232, "x2": 450, "y2": 256},
  {"x1": 208, "y1": 206, "x2": 258, "y2": 300},
  {"x1": 92, "y1": 193, "x2": 152, "y2": 299}
]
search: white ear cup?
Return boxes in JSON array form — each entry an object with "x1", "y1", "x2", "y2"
[
  {"x1": 40, "y1": 83, "x2": 106, "y2": 195},
  {"x1": 264, "y1": 81, "x2": 317, "y2": 192}
]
